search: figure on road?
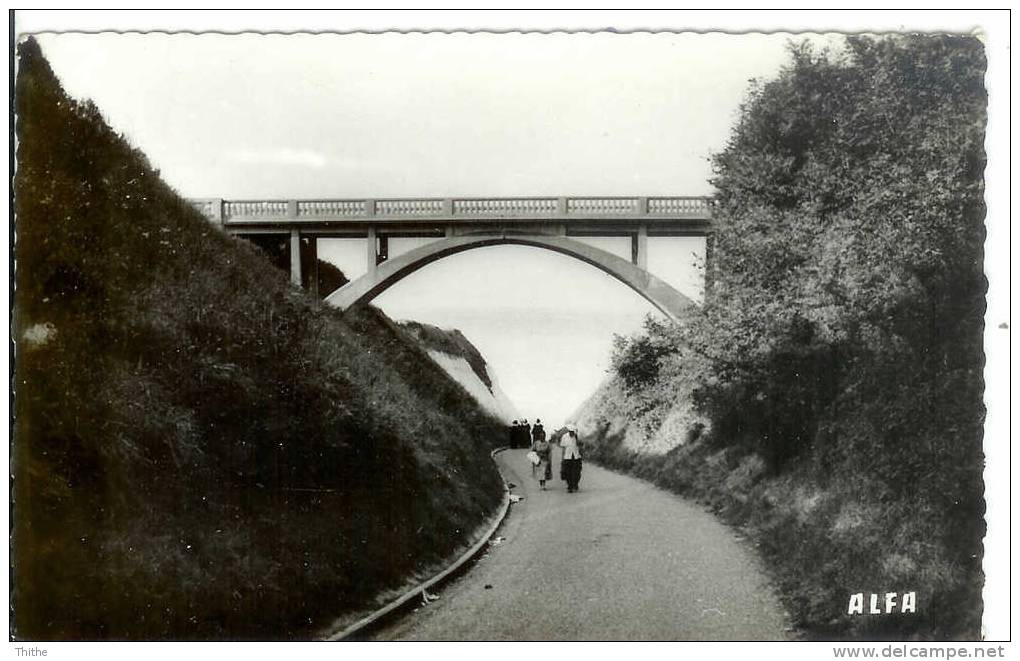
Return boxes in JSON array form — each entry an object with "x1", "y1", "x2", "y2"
[
  {"x1": 531, "y1": 419, "x2": 546, "y2": 444},
  {"x1": 514, "y1": 420, "x2": 529, "y2": 448},
  {"x1": 560, "y1": 423, "x2": 583, "y2": 493},
  {"x1": 531, "y1": 430, "x2": 552, "y2": 490},
  {"x1": 509, "y1": 420, "x2": 519, "y2": 448}
]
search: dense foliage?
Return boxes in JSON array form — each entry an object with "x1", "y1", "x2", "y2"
[
  {"x1": 610, "y1": 319, "x2": 677, "y2": 393},
  {"x1": 599, "y1": 35, "x2": 986, "y2": 639},
  {"x1": 702, "y1": 36, "x2": 985, "y2": 477},
  {"x1": 13, "y1": 38, "x2": 505, "y2": 640}
]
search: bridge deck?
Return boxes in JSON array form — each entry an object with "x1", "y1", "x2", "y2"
[{"x1": 190, "y1": 196, "x2": 713, "y2": 226}]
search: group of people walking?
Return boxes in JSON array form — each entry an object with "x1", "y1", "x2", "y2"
[
  {"x1": 510, "y1": 418, "x2": 583, "y2": 493},
  {"x1": 508, "y1": 419, "x2": 536, "y2": 449}
]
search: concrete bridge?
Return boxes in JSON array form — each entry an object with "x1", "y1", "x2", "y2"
[{"x1": 190, "y1": 196, "x2": 713, "y2": 321}]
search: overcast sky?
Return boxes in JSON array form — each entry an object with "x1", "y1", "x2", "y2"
[{"x1": 29, "y1": 31, "x2": 832, "y2": 198}]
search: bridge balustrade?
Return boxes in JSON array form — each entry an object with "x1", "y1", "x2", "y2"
[
  {"x1": 297, "y1": 200, "x2": 366, "y2": 217},
  {"x1": 224, "y1": 200, "x2": 289, "y2": 218},
  {"x1": 376, "y1": 199, "x2": 445, "y2": 216},
  {"x1": 453, "y1": 198, "x2": 558, "y2": 215},
  {"x1": 648, "y1": 197, "x2": 712, "y2": 214},
  {"x1": 189, "y1": 196, "x2": 713, "y2": 224},
  {"x1": 567, "y1": 197, "x2": 638, "y2": 215}
]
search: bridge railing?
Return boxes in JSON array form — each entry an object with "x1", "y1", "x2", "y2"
[{"x1": 189, "y1": 196, "x2": 714, "y2": 224}]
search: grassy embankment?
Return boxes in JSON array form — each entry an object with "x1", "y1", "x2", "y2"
[
  {"x1": 399, "y1": 321, "x2": 493, "y2": 389},
  {"x1": 575, "y1": 36, "x2": 985, "y2": 641},
  {"x1": 12, "y1": 38, "x2": 505, "y2": 640}
]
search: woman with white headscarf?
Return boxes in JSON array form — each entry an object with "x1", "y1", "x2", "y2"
[
  {"x1": 560, "y1": 423, "x2": 583, "y2": 493},
  {"x1": 530, "y1": 430, "x2": 552, "y2": 490}
]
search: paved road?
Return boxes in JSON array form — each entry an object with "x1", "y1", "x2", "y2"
[{"x1": 370, "y1": 449, "x2": 793, "y2": 641}]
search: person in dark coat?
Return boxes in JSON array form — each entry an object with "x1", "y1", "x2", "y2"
[
  {"x1": 560, "y1": 423, "x2": 583, "y2": 493},
  {"x1": 521, "y1": 419, "x2": 531, "y2": 448},
  {"x1": 509, "y1": 420, "x2": 519, "y2": 448},
  {"x1": 531, "y1": 419, "x2": 546, "y2": 444}
]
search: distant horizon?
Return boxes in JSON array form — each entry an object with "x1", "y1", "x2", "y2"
[{"x1": 388, "y1": 304, "x2": 642, "y2": 427}]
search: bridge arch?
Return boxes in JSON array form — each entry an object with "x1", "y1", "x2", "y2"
[{"x1": 323, "y1": 234, "x2": 697, "y2": 321}]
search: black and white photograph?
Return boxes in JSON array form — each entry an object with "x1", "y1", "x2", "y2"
[{"x1": 8, "y1": 9, "x2": 1010, "y2": 651}]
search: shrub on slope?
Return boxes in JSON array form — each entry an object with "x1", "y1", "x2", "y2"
[{"x1": 12, "y1": 37, "x2": 504, "y2": 640}]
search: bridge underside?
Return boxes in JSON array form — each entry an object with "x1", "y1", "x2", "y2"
[{"x1": 323, "y1": 233, "x2": 698, "y2": 322}]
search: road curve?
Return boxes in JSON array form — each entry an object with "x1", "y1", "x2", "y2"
[{"x1": 370, "y1": 449, "x2": 793, "y2": 641}]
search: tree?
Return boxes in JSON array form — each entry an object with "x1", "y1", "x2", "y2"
[{"x1": 689, "y1": 35, "x2": 986, "y2": 475}]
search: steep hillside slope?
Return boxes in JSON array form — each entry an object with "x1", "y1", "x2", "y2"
[
  {"x1": 572, "y1": 342, "x2": 708, "y2": 455},
  {"x1": 12, "y1": 38, "x2": 504, "y2": 640},
  {"x1": 400, "y1": 321, "x2": 520, "y2": 423}
]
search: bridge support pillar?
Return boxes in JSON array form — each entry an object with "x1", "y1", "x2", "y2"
[
  {"x1": 634, "y1": 225, "x2": 648, "y2": 269},
  {"x1": 366, "y1": 226, "x2": 377, "y2": 278},
  {"x1": 307, "y1": 236, "x2": 319, "y2": 297},
  {"x1": 704, "y1": 232, "x2": 714, "y2": 300},
  {"x1": 289, "y1": 229, "x2": 302, "y2": 286},
  {"x1": 212, "y1": 198, "x2": 224, "y2": 226}
]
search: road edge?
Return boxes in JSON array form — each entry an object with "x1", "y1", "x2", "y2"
[{"x1": 321, "y1": 446, "x2": 514, "y2": 641}]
